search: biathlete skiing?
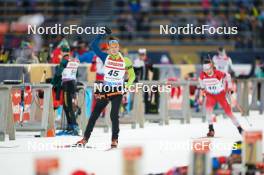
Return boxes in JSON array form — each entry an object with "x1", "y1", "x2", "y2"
[
  {"x1": 76, "y1": 27, "x2": 136, "y2": 148},
  {"x1": 199, "y1": 59, "x2": 244, "y2": 137},
  {"x1": 211, "y1": 47, "x2": 235, "y2": 120}
]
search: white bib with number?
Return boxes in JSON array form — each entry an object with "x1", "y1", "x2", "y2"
[
  {"x1": 62, "y1": 59, "x2": 79, "y2": 80},
  {"x1": 103, "y1": 52, "x2": 126, "y2": 86},
  {"x1": 203, "y1": 78, "x2": 224, "y2": 94}
]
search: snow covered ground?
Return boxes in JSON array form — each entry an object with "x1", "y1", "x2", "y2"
[{"x1": 0, "y1": 112, "x2": 263, "y2": 175}]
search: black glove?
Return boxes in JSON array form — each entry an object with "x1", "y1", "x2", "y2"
[{"x1": 105, "y1": 26, "x2": 112, "y2": 35}]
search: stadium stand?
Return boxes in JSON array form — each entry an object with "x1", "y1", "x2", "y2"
[
  {"x1": 0, "y1": 0, "x2": 263, "y2": 63},
  {"x1": 110, "y1": 0, "x2": 264, "y2": 47}
]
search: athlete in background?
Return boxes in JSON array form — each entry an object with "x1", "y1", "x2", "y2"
[
  {"x1": 199, "y1": 59, "x2": 243, "y2": 137},
  {"x1": 212, "y1": 47, "x2": 234, "y2": 75},
  {"x1": 133, "y1": 48, "x2": 147, "y2": 81},
  {"x1": 52, "y1": 44, "x2": 80, "y2": 136},
  {"x1": 76, "y1": 27, "x2": 136, "y2": 148}
]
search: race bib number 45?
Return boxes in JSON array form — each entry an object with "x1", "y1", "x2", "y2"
[
  {"x1": 107, "y1": 70, "x2": 120, "y2": 77},
  {"x1": 104, "y1": 67, "x2": 125, "y2": 82}
]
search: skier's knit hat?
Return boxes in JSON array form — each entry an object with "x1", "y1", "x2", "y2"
[{"x1": 108, "y1": 39, "x2": 119, "y2": 47}]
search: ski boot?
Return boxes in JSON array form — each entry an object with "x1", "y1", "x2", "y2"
[
  {"x1": 207, "y1": 130, "x2": 215, "y2": 137},
  {"x1": 65, "y1": 124, "x2": 80, "y2": 136},
  {"x1": 111, "y1": 139, "x2": 118, "y2": 148},
  {"x1": 75, "y1": 138, "x2": 88, "y2": 147},
  {"x1": 207, "y1": 124, "x2": 215, "y2": 137}
]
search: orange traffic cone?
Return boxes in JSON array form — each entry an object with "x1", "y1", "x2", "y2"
[{"x1": 46, "y1": 128, "x2": 55, "y2": 137}]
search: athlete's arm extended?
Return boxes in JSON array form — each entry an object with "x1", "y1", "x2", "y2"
[
  {"x1": 90, "y1": 34, "x2": 108, "y2": 63},
  {"x1": 124, "y1": 57, "x2": 136, "y2": 88}
]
